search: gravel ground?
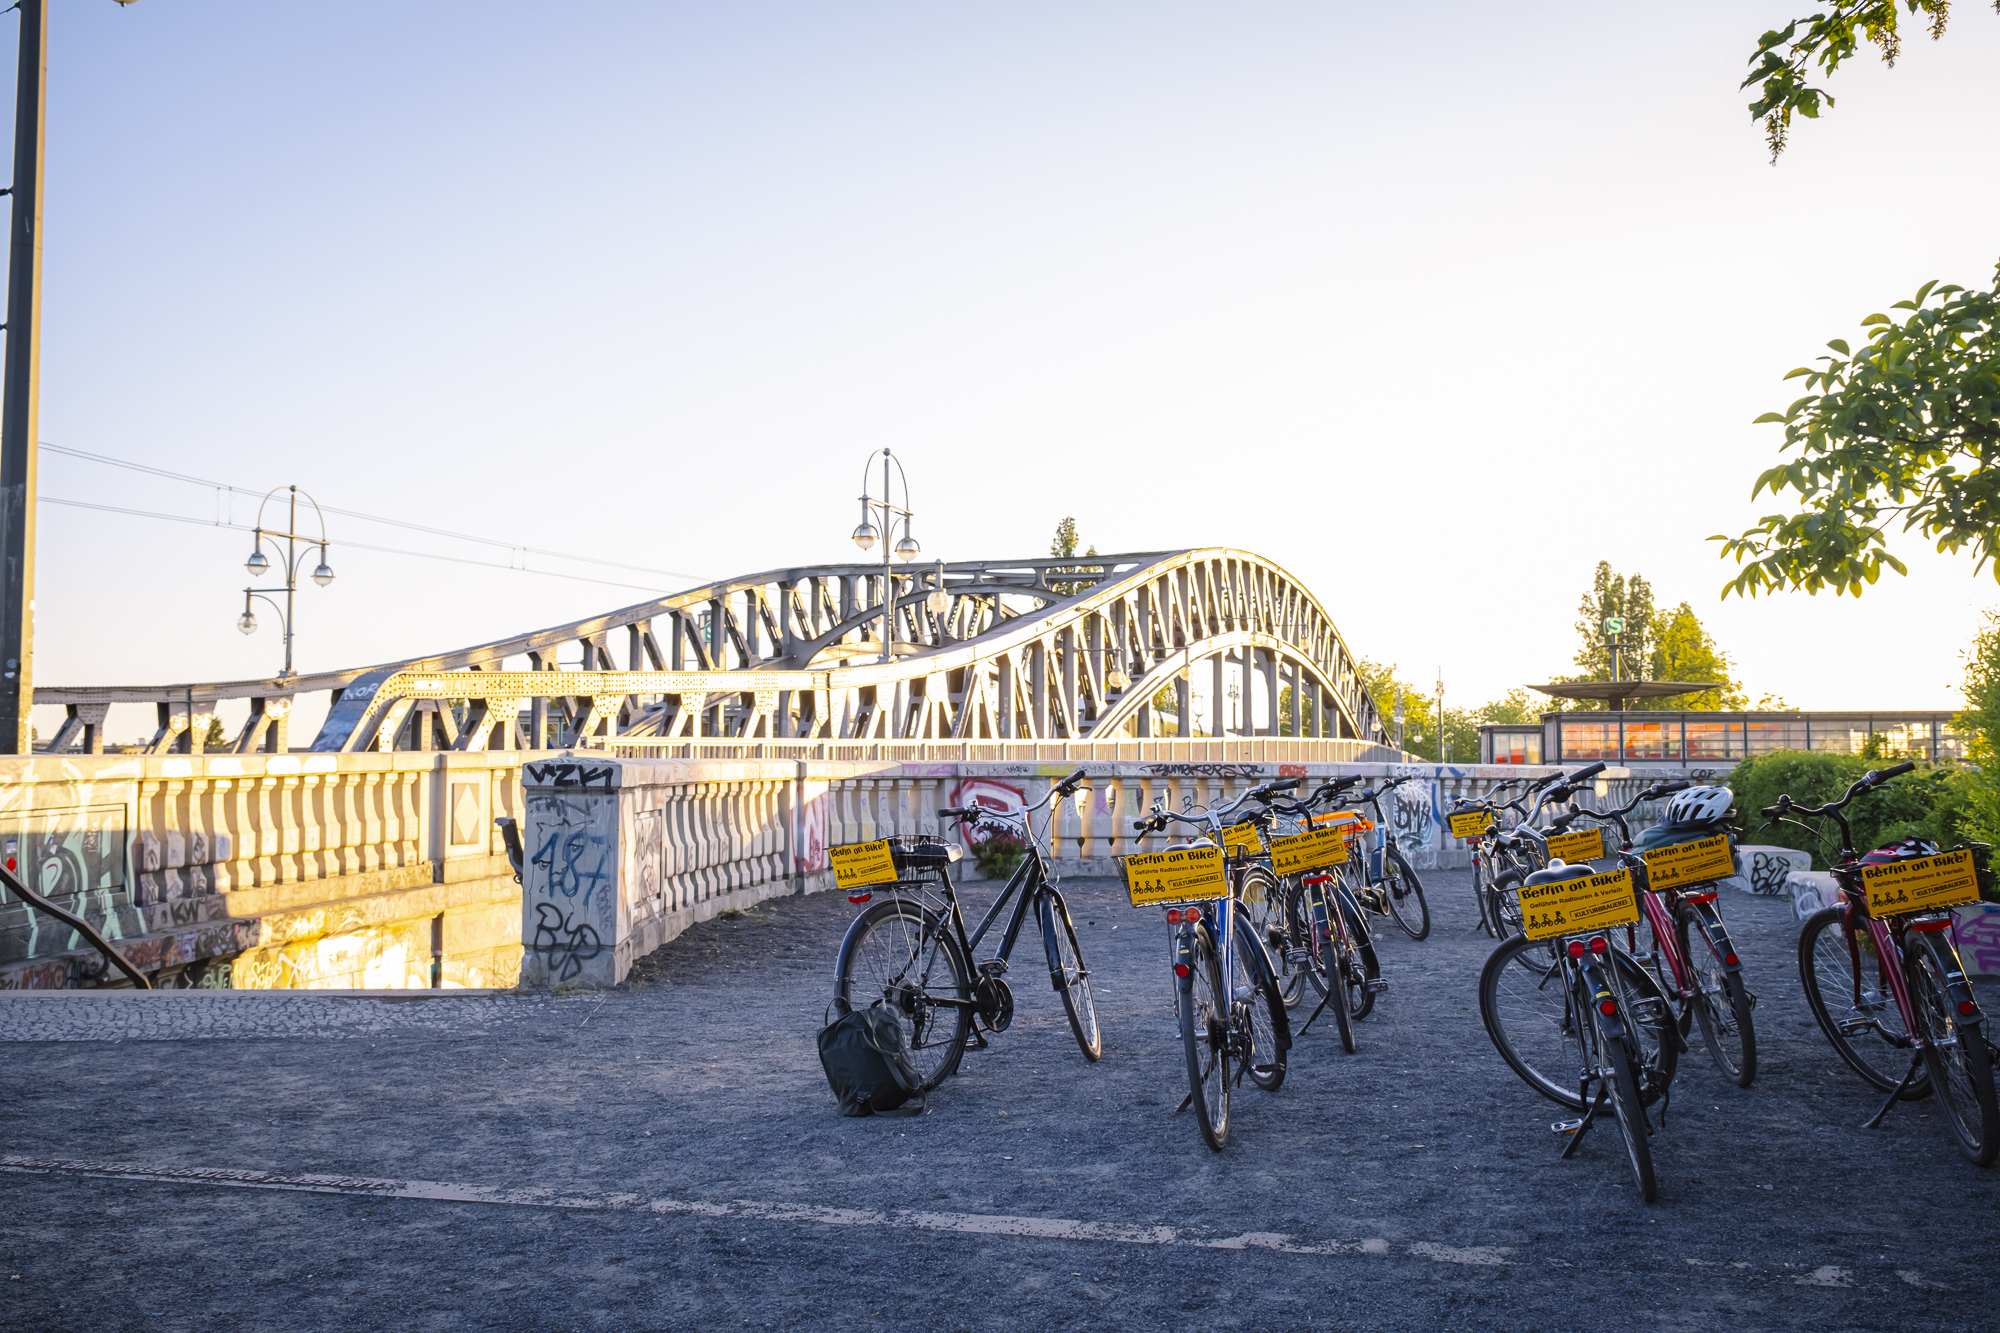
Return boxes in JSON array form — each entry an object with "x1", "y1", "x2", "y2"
[{"x1": 3, "y1": 871, "x2": 1999, "y2": 1333}]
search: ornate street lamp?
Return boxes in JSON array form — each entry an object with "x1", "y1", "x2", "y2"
[
  {"x1": 236, "y1": 485, "x2": 334, "y2": 678},
  {"x1": 847, "y1": 449, "x2": 922, "y2": 664}
]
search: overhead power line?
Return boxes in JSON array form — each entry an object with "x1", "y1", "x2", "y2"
[
  {"x1": 37, "y1": 442, "x2": 709, "y2": 584},
  {"x1": 38, "y1": 496, "x2": 676, "y2": 594}
]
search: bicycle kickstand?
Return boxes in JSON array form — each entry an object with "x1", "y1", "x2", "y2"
[
  {"x1": 1294, "y1": 985, "x2": 1337, "y2": 1040},
  {"x1": 1556, "y1": 1080, "x2": 1607, "y2": 1159},
  {"x1": 1862, "y1": 1052, "x2": 1927, "y2": 1131}
]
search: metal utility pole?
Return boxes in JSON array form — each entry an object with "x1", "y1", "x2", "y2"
[{"x1": 0, "y1": 0, "x2": 45, "y2": 753}]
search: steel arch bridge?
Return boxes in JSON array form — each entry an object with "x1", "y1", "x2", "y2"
[{"x1": 37, "y1": 548, "x2": 1393, "y2": 755}]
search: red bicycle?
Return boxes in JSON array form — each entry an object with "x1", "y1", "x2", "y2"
[{"x1": 1770, "y1": 762, "x2": 1999, "y2": 1166}]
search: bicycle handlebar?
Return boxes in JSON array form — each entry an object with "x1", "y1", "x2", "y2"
[{"x1": 1758, "y1": 761, "x2": 1918, "y2": 849}]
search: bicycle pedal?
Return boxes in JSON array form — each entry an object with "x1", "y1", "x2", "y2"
[
  {"x1": 1364, "y1": 979, "x2": 1390, "y2": 994},
  {"x1": 1552, "y1": 1118, "x2": 1585, "y2": 1135}
]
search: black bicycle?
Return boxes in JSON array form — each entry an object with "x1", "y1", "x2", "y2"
[
  {"x1": 831, "y1": 767, "x2": 1103, "y2": 1094},
  {"x1": 1334, "y1": 775, "x2": 1433, "y2": 941}
]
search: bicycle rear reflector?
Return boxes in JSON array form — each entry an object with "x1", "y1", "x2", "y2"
[
  {"x1": 848, "y1": 892, "x2": 873, "y2": 905},
  {"x1": 1598, "y1": 999, "x2": 1619, "y2": 1016},
  {"x1": 1175, "y1": 963, "x2": 1191, "y2": 978}
]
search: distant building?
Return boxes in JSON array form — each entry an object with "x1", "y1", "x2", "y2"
[{"x1": 1479, "y1": 710, "x2": 1967, "y2": 770}]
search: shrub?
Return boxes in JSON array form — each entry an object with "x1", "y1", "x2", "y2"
[
  {"x1": 970, "y1": 831, "x2": 1025, "y2": 880},
  {"x1": 1726, "y1": 750, "x2": 1975, "y2": 869}
]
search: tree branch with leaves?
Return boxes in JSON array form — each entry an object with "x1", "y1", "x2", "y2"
[
  {"x1": 1716, "y1": 267, "x2": 2000, "y2": 597},
  {"x1": 1744, "y1": 1, "x2": 1978, "y2": 161}
]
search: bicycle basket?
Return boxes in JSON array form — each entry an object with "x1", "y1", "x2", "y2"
[{"x1": 887, "y1": 835, "x2": 962, "y2": 874}]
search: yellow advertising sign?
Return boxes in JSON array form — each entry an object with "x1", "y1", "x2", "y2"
[
  {"x1": 1863, "y1": 850, "x2": 1980, "y2": 917},
  {"x1": 829, "y1": 839, "x2": 899, "y2": 891},
  {"x1": 1269, "y1": 826, "x2": 1351, "y2": 877},
  {"x1": 1448, "y1": 810, "x2": 1490, "y2": 841},
  {"x1": 1520, "y1": 867, "x2": 1640, "y2": 941},
  {"x1": 1123, "y1": 845, "x2": 1228, "y2": 908},
  {"x1": 1221, "y1": 821, "x2": 1263, "y2": 859},
  {"x1": 1641, "y1": 833, "x2": 1735, "y2": 891},
  {"x1": 1546, "y1": 827, "x2": 1606, "y2": 864}
]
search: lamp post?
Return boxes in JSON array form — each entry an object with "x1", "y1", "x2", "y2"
[
  {"x1": 1435, "y1": 669, "x2": 1445, "y2": 765},
  {"x1": 1603, "y1": 615, "x2": 1625, "y2": 683},
  {"x1": 236, "y1": 485, "x2": 334, "y2": 678},
  {"x1": 0, "y1": 0, "x2": 137, "y2": 753},
  {"x1": 1393, "y1": 691, "x2": 1405, "y2": 755},
  {"x1": 848, "y1": 449, "x2": 920, "y2": 664}
]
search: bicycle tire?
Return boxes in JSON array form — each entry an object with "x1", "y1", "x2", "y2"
[
  {"x1": 1605, "y1": 1035, "x2": 1658, "y2": 1202},
  {"x1": 834, "y1": 897, "x2": 972, "y2": 1092},
  {"x1": 1907, "y1": 932, "x2": 2000, "y2": 1166},
  {"x1": 1796, "y1": 905, "x2": 1930, "y2": 1097},
  {"x1": 1181, "y1": 925, "x2": 1231, "y2": 1150},
  {"x1": 1038, "y1": 889, "x2": 1102, "y2": 1062},
  {"x1": 1232, "y1": 913, "x2": 1291, "y2": 1092},
  {"x1": 1471, "y1": 856, "x2": 1497, "y2": 938},
  {"x1": 1675, "y1": 903, "x2": 1755, "y2": 1087},
  {"x1": 1327, "y1": 900, "x2": 1357, "y2": 1054},
  {"x1": 1276, "y1": 881, "x2": 1317, "y2": 1008},
  {"x1": 1383, "y1": 846, "x2": 1431, "y2": 941},
  {"x1": 1339, "y1": 885, "x2": 1380, "y2": 1022},
  {"x1": 1480, "y1": 935, "x2": 1679, "y2": 1110},
  {"x1": 1489, "y1": 867, "x2": 1528, "y2": 946}
]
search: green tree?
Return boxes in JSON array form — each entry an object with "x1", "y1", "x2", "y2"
[
  {"x1": 1547, "y1": 562, "x2": 1656, "y2": 709},
  {"x1": 1048, "y1": 516, "x2": 1100, "y2": 597},
  {"x1": 1358, "y1": 659, "x2": 1479, "y2": 762},
  {"x1": 1647, "y1": 602, "x2": 1747, "y2": 710},
  {"x1": 1744, "y1": 3, "x2": 1976, "y2": 161},
  {"x1": 1717, "y1": 270, "x2": 2000, "y2": 598},
  {"x1": 1955, "y1": 611, "x2": 2000, "y2": 845},
  {"x1": 1475, "y1": 688, "x2": 1543, "y2": 726}
]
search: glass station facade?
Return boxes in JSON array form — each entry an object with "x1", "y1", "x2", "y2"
[{"x1": 1479, "y1": 712, "x2": 1967, "y2": 768}]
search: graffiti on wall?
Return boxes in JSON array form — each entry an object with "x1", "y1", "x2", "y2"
[
  {"x1": 1385, "y1": 781, "x2": 1438, "y2": 868},
  {"x1": 950, "y1": 778, "x2": 1026, "y2": 843},
  {"x1": 2, "y1": 804, "x2": 129, "y2": 942},
  {"x1": 524, "y1": 791, "x2": 617, "y2": 984}
]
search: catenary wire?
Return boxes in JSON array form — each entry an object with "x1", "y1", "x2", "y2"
[{"x1": 37, "y1": 441, "x2": 707, "y2": 583}]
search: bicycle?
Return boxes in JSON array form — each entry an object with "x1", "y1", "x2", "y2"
[
  {"x1": 831, "y1": 767, "x2": 1103, "y2": 1098},
  {"x1": 1478, "y1": 857, "x2": 1683, "y2": 1202},
  {"x1": 1469, "y1": 763, "x2": 1609, "y2": 943},
  {"x1": 1125, "y1": 781, "x2": 1298, "y2": 1151},
  {"x1": 1260, "y1": 779, "x2": 1385, "y2": 1051},
  {"x1": 1332, "y1": 775, "x2": 1433, "y2": 940},
  {"x1": 1768, "y1": 762, "x2": 2000, "y2": 1165}
]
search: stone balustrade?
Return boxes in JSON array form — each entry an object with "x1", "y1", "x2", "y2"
[{"x1": 3, "y1": 746, "x2": 1694, "y2": 990}]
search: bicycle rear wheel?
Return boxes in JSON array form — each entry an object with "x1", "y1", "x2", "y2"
[
  {"x1": 1676, "y1": 903, "x2": 1755, "y2": 1087},
  {"x1": 1489, "y1": 868, "x2": 1527, "y2": 946},
  {"x1": 1383, "y1": 846, "x2": 1431, "y2": 941},
  {"x1": 834, "y1": 897, "x2": 972, "y2": 1092},
  {"x1": 1338, "y1": 884, "x2": 1380, "y2": 1022},
  {"x1": 1276, "y1": 881, "x2": 1318, "y2": 1008},
  {"x1": 1471, "y1": 856, "x2": 1497, "y2": 938},
  {"x1": 1605, "y1": 1035, "x2": 1658, "y2": 1202},
  {"x1": 1907, "y1": 932, "x2": 2000, "y2": 1166},
  {"x1": 1180, "y1": 925, "x2": 1231, "y2": 1150},
  {"x1": 1481, "y1": 936, "x2": 1678, "y2": 1110},
  {"x1": 1231, "y1": 914, "x2": 1290, "y2": 1092},
  {"x1": 1797, "y1": 906, "x2": 1929, "y2": 1097},
  {"x1": 1038, "y1": 889, "x2": 1102, "y2": 1062}
]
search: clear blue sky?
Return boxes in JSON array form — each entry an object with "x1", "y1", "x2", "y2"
[{"x1": 21, "y1": 1, "x2": 2000, "y2": 741}]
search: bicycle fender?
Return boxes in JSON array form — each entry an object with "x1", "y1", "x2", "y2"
[
  {"x1": 1691, "y1": 899, "x2": 1743, "y2": 975},
  {"x1": 1928, "y1": 934, "x2": 1984, "y2": 1025},
  {"x1": 1173, "y1": 923, "x2": 1197, "y2": 994},
  {"x1": 1580, "y1": 959, "x2": 1628, "y2": 1042}
]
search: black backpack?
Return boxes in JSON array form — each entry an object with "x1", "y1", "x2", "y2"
[{"x1": 817, "y1": 1002, "x2": 926, "y2": 1117}]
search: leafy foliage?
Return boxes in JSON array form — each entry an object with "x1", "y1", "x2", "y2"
[
  {"x1": 1744, "y1": 2, "x2": 1971, "y2": 161},
  {"x1": 1716, "y1": 269, "x2": 2000, "y2": 598},
  {"x1": 1358, "y1": 659, "x2": 1479, "y2": 762},
  {"x1": 1572, "y1": 562, "x2": 1655, "y2": 686},
  {"x1": 1726, "y1": 750, "x2": 1974, "y2": 868},
  {"x1": 1475, "y1": 688, "x2": 1543, "y2": 726},
  {"x1": 1954, "y1": 611, "x2": 2000, "y2": 845},
  {"x1": 970, "y1": 830, "x2": 1026, "y2": 880},
  {"x1": 1048, "y1": 516, "x2": 1100, "y2": 597},
  {"x1": 1648, "y1": 603, "x2": 1747, "y2": 710}
]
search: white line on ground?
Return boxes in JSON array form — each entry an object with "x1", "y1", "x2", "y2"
[{"x1": 0, "y1": 1154, "x2": 1504, "y2": 1263}]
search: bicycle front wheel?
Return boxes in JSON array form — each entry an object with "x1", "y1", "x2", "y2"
[
  {"x1": 1797, "y1": 906, "x2": 1929, "y2": 1097},
  {"x1": 834, "y1": 897, "x2": 972, "y2": 1092},
  {"x1": 1676, "y1": 903, "x2": 1755, "y2": 1087},
  {"x1": 1038, "y1": 889, "x2": 1102, "y2": 1062},
  {"x1": 1232, "y1": 914, "x2": 1291, "y2": 1092},
  {"x1": 1908, "y1": 932, "x2": 2000, "y2": 1166},
  {"x1": 1481, "y1": 937, "x2": 1678, "y2": 1110},
  {"x1": 1488, "y1": 868, "x2": 1527, "y2": 946},
  {"x1": 1180, "y1": 926, "x2": 1231, "y2": 1150},
  {"x1": 1383, "y1": 846, "x2": 1431, "y2": 941},
  {"x1": 1338, "y1": 885, "x2": 1380, "y2": 1022},
  {"x1": 1605, "y1": 1035, "x2": 1658, "y2": 1202}
]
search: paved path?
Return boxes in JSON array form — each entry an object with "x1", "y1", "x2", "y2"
[{"x1": 4, "y1": 872, "x2": 1998, "y2": 1332}]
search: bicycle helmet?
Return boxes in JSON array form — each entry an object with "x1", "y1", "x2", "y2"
[
  {"x1": 1663, "y1": 785, "x2": 1733, "y2": 828},
  {"x1": 1858, "y1": 836, "x2": 1939, "y2": 869},
  {"x1": 1523, "y1": 861, "x2": 1593, "y2": 889}
]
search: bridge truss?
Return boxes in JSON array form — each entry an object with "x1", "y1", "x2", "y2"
[{"x1": 37, "y1": 548, "x2": 1393, "y2": 755}]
